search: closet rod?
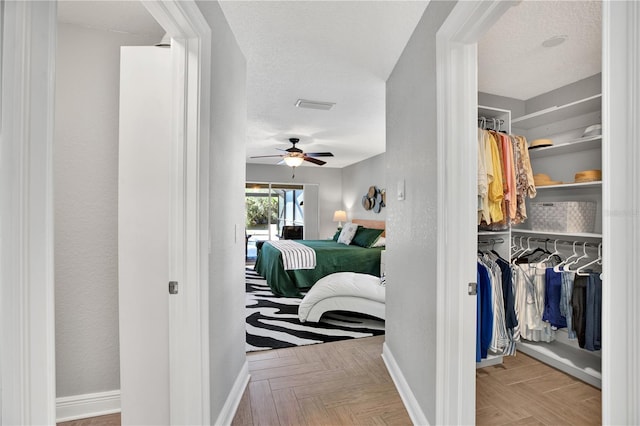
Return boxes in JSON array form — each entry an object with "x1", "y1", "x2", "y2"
[
  {"x1": 511, "y1": 236, "x2": 601, "y2": 249},
  {"x1": 478, "y1": 238, "x2": 504, "y2": 244}
]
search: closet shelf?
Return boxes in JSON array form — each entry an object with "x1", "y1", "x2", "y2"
[
  {"x1": 511, "y1": 94, "x2": 602, "y2": 130},
  {"x1": 535, "y1": 181, "x2": 602, "y2": 190},
  {"x1": 476, "y1": 354, "x2": 503, "y2": 369},
  {"x1": 528, "y1": 135, "x2": 601, "y2": 159},
  {"x1": 517, "y1": 340, "x2": 601, "y2": 389},
  {"x1": 511, "y1": 229, "x2": 602, "y2": 239}
]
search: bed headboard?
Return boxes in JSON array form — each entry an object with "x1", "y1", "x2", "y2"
[{"x1": 352, "y1": 219, "x2": 386, "y2": 237}]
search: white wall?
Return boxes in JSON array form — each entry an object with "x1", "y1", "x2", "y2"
[
  {"x1": 247, "y1": 164, "x2": 343, "y2": 239},
  {"x1": 54, "y1": 23, "x2": 159, "y2": 398},
  {"x1": 341, "y1": 153, "x2": 386, "y2": 221},
  {"x1": 195, "y1": 1, "x2": 248, "y2": 421},
  {"x1": 385, "y1": 1, "x2": 456, "y2": 423}
]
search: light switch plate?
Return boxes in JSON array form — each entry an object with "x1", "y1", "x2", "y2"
[{"x1": 397, "y1": 179, "x2": 405, "y2": 200}]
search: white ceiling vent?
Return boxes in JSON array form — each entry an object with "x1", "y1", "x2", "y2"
[{"x1": 295, "y1": 99, "x2": 335, "y2": 111}]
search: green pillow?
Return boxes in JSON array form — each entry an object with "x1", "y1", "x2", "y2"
[
  {"x1": 351, "y1": 227, "x2": 384, "y2": 248},
  {"x1": 332, "y1": 230, "x2": 341, "y2": 241}
]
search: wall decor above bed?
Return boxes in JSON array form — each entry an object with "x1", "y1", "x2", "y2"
[{"x1": 361, "y1": 185, "x2": 386, "y2": 213}]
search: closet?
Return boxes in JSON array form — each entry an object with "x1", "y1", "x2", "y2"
[{"x1": 476, "y1": 77, "x2": 603, "y2": 387}]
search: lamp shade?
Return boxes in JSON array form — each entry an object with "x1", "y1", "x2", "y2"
[
  {"x1": 283, "y1": 155, "x2": 304, "y2": 167},
  {"x1": 333, "y1": 210, "x2": 347, "y2": 223}
]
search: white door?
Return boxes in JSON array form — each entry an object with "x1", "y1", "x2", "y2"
[{"x1": 118, "y1": 46, "x2": 172, "y2": 424}]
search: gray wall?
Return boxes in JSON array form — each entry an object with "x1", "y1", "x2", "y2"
[
  {"x1": 342, "y1": 153, "x2": 387, "y2": 222},
  {"x1": 524, "y1": 73, "x2": 601, "y2": 115},
  {"x1": 54, "y1": 23, "x2": 158, "y2": 398},
  {"x1": 196, "y1": 1, "x2": 248, "y2": 421},
  {"x1": 478, "y1": 92, "x2": 524, "y2": 118},
  {"x1": 385, "y1": 1, "x2": 456, "y2": 423},
  {"x1": 246, "y1": 164, "x2": 343, "y2": 240}
]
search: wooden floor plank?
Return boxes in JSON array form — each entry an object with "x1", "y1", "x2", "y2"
[
  {"x1": 231, "y1": 385, "x2": 253, "y2": 426},
  {"x1": 248, "y1": 380, "x2": 280, "y2": 426},
  {"x1": 249, "y1": 361, "x2": 326, "y2": 382},
  {"x1": 248, "y1": 355, "x2": 302, "y2": 371},
  {"x1": 272, "y1": 388, "x2": 306, "y2": 426}
]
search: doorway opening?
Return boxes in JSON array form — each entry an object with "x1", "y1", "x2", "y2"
[{"x1": 245, "y1": 183, "x2": 305, "y2": 260}]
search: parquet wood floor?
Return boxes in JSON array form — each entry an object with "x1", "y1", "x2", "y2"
[
  {"x1": 233, "y1": 335, "x2": 410, "y2": 426},
  {"x1": 476, "y1": 351, "x2": 601, "y2": 425},
  {"x1": 58, "y1": 336, "x2": 602, "y2": 426}
]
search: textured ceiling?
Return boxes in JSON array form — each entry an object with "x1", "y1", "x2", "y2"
[
  {"x1": 219, "y1": 1, "x2": 429, "y2": 168},
  {"x1": 57, "y1": 0, "x2": 164, "y2": 39},
  {"x1": 478, "y1": 0, "x2": 602, "y2": 100},
  {"x1": 57, "y1": 1, "x2": 602, "y2": 168}
]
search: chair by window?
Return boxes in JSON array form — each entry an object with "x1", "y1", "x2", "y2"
[{"x1": 281, "y1": 225, "x2": 303, "y2": 240}]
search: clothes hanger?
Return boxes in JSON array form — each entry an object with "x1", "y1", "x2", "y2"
[
  {"x1": 514, "y1": 237, "x2": 534, "y2": 262},
  {"x1": 564, "y1": 242, "x2": 590, "y2": 272},
  {"x1": 553, "y1": 241, "x2": 579, "y2": 272},
  {"x1": 520, "y1": 239, "x2": 551, "y2": 263},
  {"x1": 489, "y1": 238, "x2": 507, "y2": 261},
  {"x1": 538, "y1": 239, "x2": 560, "y2": 263},
  {"x1": 511, "y1": 236, "x2": 528, "y2": 260},
  {"x1": 510, "y1": 236, "x2": 524, "y2": 260},
  {"x1": 510, "y1": 236, "x2": 518, "y2": 253},
  {"x1": 576, "y1": 243, "x2": 602, "y2": 276}
]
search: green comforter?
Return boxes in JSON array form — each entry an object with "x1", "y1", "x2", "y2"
[{"x1": 254, "y1": 240, "x2": 384, "y2": 297}]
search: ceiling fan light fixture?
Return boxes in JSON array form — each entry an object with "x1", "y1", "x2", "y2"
[
  {"x1": 295, "y1": 99, "x2": 335, "y2": 111},
  {"x1": 283, "y1": 155, "x2": 304, "y2": 168}
]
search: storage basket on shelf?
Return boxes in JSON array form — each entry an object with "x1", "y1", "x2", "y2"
[{"x1": 530, "y1": 201, "x2": 597, "y2": 233}]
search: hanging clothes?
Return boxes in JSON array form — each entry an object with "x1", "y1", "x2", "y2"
[
  {"x1": 572, "y1": 272, "x2": 602, "y2": 351},
  {"x1": 477, "y1": 261, "x2": 494, "y2": 360},
  {"x1": 513, "y1": 262, "x2": 556, "y2": 343},
  {"x1": 477, "y1": 128, "x2": 535, "y2": 229},
  {"x1": 543, "y1": 268, "x2": 567, "y2": 329},
  {"x1": 477, "y1": 252, "x2": 517, "y2": 357}
]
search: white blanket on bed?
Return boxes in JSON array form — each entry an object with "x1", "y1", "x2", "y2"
[{"x1": 268, "y1": 240, "x2": 316, "y2": 270}]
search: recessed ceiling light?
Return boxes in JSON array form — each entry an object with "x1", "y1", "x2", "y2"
[
  {"x1": 295, "y1": 99, "x2": 335, "y2": 111},
  {"x1": 542, "y1": 35, "x2": 568, "y2": 48}
]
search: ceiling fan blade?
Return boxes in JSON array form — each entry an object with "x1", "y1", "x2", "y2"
[
  {"x1": 303, "y1": 156, "x2": 326, "y2": 166},
  {"x1": 305, "y1": 152, "x2": 334, "y2": 157},
  {"x1": 250, "y1": 154, "x2": 285, "y2": 159}
]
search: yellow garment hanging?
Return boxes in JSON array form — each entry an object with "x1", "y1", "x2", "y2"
[{"x1": 487, "y1": 132, "x2": 504, "y2": 223}]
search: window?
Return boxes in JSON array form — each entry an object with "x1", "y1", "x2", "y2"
[{"x1": 245, "y1": 182, "x2": 304, "y2": 258}]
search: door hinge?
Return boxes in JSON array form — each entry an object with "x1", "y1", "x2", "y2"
[
  {"x1": 468, "y1": 282, "x2": 477, "y2": 296},
  {"x1": 169, "y1": 281, "x2": 179, "y2": 295}
]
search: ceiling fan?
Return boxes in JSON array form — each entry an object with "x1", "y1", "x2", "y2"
[{"x1": 251, "y1": 138, "x2": 334, "y2": 168}]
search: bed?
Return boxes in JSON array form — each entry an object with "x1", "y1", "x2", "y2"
[{"x1": 254, "y1": 219, "x2": 385, "y2": 297}]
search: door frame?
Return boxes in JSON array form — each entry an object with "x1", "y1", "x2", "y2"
[
  {"x1": 436, "y1": 1, "x2": 640, "y2": 424},
  {"x1": 1, "y1": 2, "x2": 58, "y2": 423},
  {"x1": 0, "y1": 1, "x2": 212, "y2": 423},
  {"x1": 142, "y1": 3, "x2": 212, "y2": 424},
  {"x1": 434, "y1": 2, "x2": 513, "y2": 424}
]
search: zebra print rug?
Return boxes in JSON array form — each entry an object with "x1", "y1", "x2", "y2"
[{"x1": 245, "y1": 268, "x2": 385, "y2": 352}]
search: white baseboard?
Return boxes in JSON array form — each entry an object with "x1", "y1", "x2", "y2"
[
  {"x1": 56, "y1": 390, "x2": 120, "y2": 422},
  {"x1": 213, "y1": 360, "x2": 250, "y2": 426},
  {"x1": 381, "y1": 342, "x2": 430, "y2": 426}
]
